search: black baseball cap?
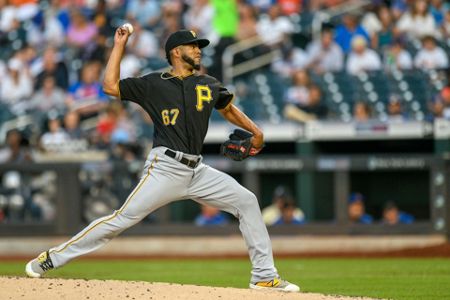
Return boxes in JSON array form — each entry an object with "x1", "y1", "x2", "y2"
[{"x1": 165, "y1": 30, "x2": 210, "y2": 64}]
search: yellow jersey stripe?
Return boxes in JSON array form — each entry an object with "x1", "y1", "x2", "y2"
[{"x1": 116, "y1": 80, "x2": 121, "y2": 100}]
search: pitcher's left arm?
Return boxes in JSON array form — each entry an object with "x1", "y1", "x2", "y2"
[{"x1": 218, "y1": 104, "x2": 264, "y2": 149}]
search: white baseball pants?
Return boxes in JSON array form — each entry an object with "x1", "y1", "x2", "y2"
[{"x1": 48, "y1": 147, "x2": 278, "y2": 282}]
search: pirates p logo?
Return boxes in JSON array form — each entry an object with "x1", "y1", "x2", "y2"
[
  {"x1": 195, "y1": 84, "x2": 212, "y2": 111},
  {"x1": 190, "y1": 30, "x2": 197, "y2": 38}
]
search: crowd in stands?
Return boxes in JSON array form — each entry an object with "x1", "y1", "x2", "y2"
[
  {"x1": 0, "y1": 0, "x2": 448, "y2": 161},
  {"x1": 280, "y1": 0, "x2": 450, "y2": 123}
]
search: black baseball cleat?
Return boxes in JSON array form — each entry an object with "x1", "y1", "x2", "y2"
[{"x1": 25, "y1": 251, "x2": 54, "y2": 278}]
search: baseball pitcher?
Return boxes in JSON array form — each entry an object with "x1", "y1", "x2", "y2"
[{"x1": 25, "y1": 27, "x2": 300, "y2": 293}]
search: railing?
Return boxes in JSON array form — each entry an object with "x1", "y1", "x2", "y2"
[
  {"x1": 222, "y1": 36, "x2": 280, "y2": 86},
  {"x1": 0, "y1": 114, "x2": 34, "y2": 144}
]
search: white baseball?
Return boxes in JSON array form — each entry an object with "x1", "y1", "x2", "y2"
[{"x1": 122, "y1": 23, "x2": 134, "y2": 35}]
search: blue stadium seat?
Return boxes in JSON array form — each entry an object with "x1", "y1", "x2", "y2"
[{"x1": 231, "y1": 70, "x2": 285, "y2": 122}]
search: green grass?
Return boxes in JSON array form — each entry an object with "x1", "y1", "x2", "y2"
[{"x1": 2, "y1": 258, "x2": 450, "y2": 300}]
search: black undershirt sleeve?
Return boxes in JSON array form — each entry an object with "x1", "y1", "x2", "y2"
[{"x1": 215, "y1": 85, "x2": 234, "y2": 110}]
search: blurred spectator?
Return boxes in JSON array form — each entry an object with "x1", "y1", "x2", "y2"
[
  {"x1": 127, "y1": 21, "x2": 159, "y2": 59},
  {"x1": 346, "y1": 35, "x2": 381, "y2": 75},
  {"x1": 40, "y1": 115, "x2": 70, "y2": 152},
  {"x1": 119, "y1": 53, "x2": 142, "y2": 79},
  {"x1": 427, "y1": 86, "x2": 450, "y2": 121},
  {"x1": 0, "y1": 129, "x2": 32, "y2": 163},
  {"x1": 262, "y1": 185, "x2": 304, "y2": 226},
  {"x1": 0, "y1": 59, "x2": 5, "y2": 79},
  {"x1": 273, "y1": 200, "x2": 305, "y2": 225},
  {"x1": 195, "y1": 204, "x2": 228, "y2": 226},
  {"x1": 66, "y1": 9, "x2": 98, "y2": 49},
  {"x1": 306, "y1": 27, "x2": 344, "y2": 74},
  {"x1": 414, "y1": 35, "x2": 448, "y2": 70},
  {"x1": 278, "y1": 0, "x2": 302, "y2": 15},
  {"x1": 367, "y1": 5, "x2": 395, "y2": 50},
  {"x1": 234, "y1": 3, "x2": 270, "y2": 69},
  {"x1": 309, "y1": 0, "x2": 346, "y2": 10},
  {"x1": 63, "y1": 110, "x2": 84, "y2": 140},
  {"x1": 348, "y1": 192, "x2": 373, "y2": 224},
  {"x1": 283, "y1": 69, "x2": 311, "y2": 105},
  {"x1": 383, "y1": 38, "x2": 413, "y2": 71},
  {"x1": 246, "y1": 0, "x2": 276, "y2": 13},
  {"x1": 256, "y1": 4, "x2": 294, "y2": 48},
  {"x1": 184, "y1": 0, "x2": 214, "y2": 41},
  {"x1": 352, "y1": 101, "x2": 372, "y2": 122},
  {"x1": 26, "y1": 2, "x2": 65, "y2": 48},
  {"x1": 79, "y1": 28, "x2": 109, "y2": 63},
  {"x1": 396, "y1": 0, "x2": 438, "y2": 39},
  {"x1": 429, "y1": 0, "x2": 447, "y2": 26},
  {"x1": 30, "y1": 75, "x2": 67, "y2": 112},
  {"x1": 361, "y1": 4, "x2": 383, "y2": 41},
  {"x1": 442, "y1": 10, "x2": 450, "y2": 39},
  {"x1": 96, "y1": 103, "x2": 120, "y2": 146},
  {"x1": 284, "y1": 84, "x2": 328, "y2": 123},
  {"x1": 92, "y1": 0, "x2": 115, "y2": 36},
  {"x1": 386, "y1": 94, "x2": 408, "y2": 122},
  {"x1": 0, "y1": 58, "x2": 33, "y2": 108},
  {"x1": 0, "y1": 0, "x2": 17, "y2": 33},
  {"x1": 391, "y1": 0, "x2": 409, "y2": 20},
  {"x1": 34, "y1": 47, "x2": 69, "y2": 90},
  {"x1": 434, "y1": 86, "x2": 450, "y2": 119},
  {"x1": 272, "y1": 46, "x2": 308, "y2": 78},
  {"x1": 66, "y1": 61, "x2": 108, "y2": 117},
  {"x1": 16, "y1": 44, "x2": 37, "y2": 70},
  {"x1": 335, "y1": 12, "x2": 370, "y2": 53},
  {"x1": 209, "y1": 0, "x2": 239, "y2": 80},
  {"x1": 382, "y1": 202, "x2": 415, "y2": 225},
  {"x1": 236, "y1": 3, "x2": 258, "y2": 41},
  {"x1": 0, "y1": 7, "x2": 24, "y2": 49},
  {"x1": 46, "y1": 0, "x2": 71, "y2": 33},
  {"x1": 95, "y1": 102, "x2": 137, "y2": 147},
  {"x1": 427, "y1": 97, "x2": 445, "y2": 120},
  {"x1": 10, "y1": 0, "x2": 38, "y2": 21},
  {"x1": 157, "y1": 3, "x2": 182, "y2": 54},
  {"x1": 126, "y1": 0, "x2": 161, "y2": 29},
  {"x1": 111, "y1": 105, "x2": 137, "y2": 145}
]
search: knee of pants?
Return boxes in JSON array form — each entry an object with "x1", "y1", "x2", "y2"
[
  {"x1": 236, "y1": 189, "x2": 259, "y2": 212},
  {"x1": 113, "y1": 212, "x2": 141, "y2": 229}
]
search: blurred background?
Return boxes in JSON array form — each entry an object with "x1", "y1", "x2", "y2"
[{"x1": 0, "y1": 0, "x2": 449, "y2": 252}]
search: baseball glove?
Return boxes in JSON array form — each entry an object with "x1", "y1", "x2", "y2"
[{"x1": 220, "y1": 129, "x2": 263, "y2": 161}]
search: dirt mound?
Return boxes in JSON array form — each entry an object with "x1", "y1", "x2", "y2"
[{"x1": 0, "y1": 277, "x2": 378, "y2": 300}]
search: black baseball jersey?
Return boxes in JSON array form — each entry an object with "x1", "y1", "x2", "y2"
[{"x1": 119, "y1": 72, "x2": 233, "y2": 155}]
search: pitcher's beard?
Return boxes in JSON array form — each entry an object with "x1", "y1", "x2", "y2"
[{"x1": 182, "y1": 54, "x2": 201, "y2": 71}]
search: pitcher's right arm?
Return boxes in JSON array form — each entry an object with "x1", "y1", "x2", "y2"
[{"x1": 103, "y1": 27, "x2": 130, "y2": 97}]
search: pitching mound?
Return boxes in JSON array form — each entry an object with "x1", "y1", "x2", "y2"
[{"x1": 0, "y1": 277, "x2": 377, "y2": 300}]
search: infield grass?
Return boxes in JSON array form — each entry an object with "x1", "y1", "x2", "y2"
[{"x1": 1, "y1": 258, "x2": 449, "y2": 300}]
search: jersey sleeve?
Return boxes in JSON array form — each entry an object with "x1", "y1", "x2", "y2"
[
  {"x1": 215, "y1": 85, "x2": 234, "y2": 110},
  {"x1": 118, "y1": 77, "x2": 148, "y2": 105}
]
